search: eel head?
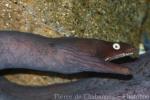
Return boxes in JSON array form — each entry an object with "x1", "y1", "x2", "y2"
[{"x1": 96, "y1": 41, "x2": 137, "y2": 61}]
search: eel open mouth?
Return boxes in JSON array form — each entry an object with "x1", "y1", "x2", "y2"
[
  {"x1": 105, "y1": 52, "x2": 134, "y2": 61},
  {"x1": 102, "y1": 47, "x2": 137, "y2": 75}
]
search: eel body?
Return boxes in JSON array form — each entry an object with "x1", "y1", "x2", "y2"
[
  {"x1": 0, "y1": 31, "x2": 137, "y2": 100},
  {"x1": 0, "y1": 51, "x2": 149, "y2": 100},
  {"x1": 0, "y1": 31, "x2": 135, "y2": 75}
]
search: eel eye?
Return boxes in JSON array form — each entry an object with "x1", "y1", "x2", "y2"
[{"x1": 113, "y1": 43, "x2": 120, "y2": 50}]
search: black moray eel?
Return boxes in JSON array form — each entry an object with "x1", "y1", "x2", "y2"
[
  {"x1": 0, "y1": 52, "x2": 150, "y2": 100},
  {"x1": 0, "y1": 31, "x2": 135, "y2": 75},
  {"x1": 0, "y1": 31, "x2": 137, "y2": 100}
]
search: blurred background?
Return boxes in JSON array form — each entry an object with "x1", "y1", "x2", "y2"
[{"x1": 0, "y1": 0, "x2": 149, "y2": 86}]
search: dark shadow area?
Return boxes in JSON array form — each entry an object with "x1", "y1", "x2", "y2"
[
  {"x1": 0, "y1": 68, "x2": 132, "y2": 81},
  {"x1": 110, "y1": 56, "x2": 137, "y2": 64}
]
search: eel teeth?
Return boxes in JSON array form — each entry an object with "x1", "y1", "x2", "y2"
[{"x1": 105, "y1": 52, "x2": 134, "y2": 61}]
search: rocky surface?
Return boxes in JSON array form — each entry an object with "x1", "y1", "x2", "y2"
[
  {"x1": 0, "y1": 0, "x2": 147, "y2": 45},
  {"x1": 141, "y1": 0, "x2": 150, "y2": 33}
]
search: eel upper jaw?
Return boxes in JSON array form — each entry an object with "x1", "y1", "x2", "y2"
[{"x1": 105, "y1": 52, "x2": 134, "y2": 61}]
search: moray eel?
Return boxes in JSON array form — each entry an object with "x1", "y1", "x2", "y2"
[
  {"x1": 0, "y1": 31, "x2": 137, "y2": 100},
  {"x1": 0, "y1": 52, "x2": 149, "y2": 100},
  {"x1": 0, "y1": 31, "x2": 135, "y2": 75}
]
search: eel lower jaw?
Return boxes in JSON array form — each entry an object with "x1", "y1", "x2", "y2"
[{"x1": 105, "y1": 52, "x2": 134, "y2": 62}]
